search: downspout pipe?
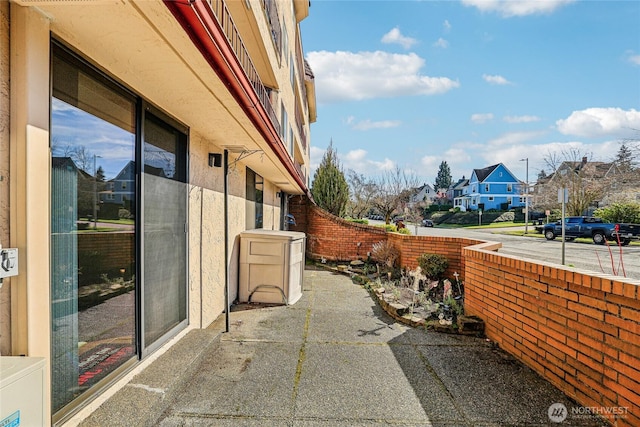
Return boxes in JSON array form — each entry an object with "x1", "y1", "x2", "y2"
[{"x1": 224, "y1": 149, "x2": 230, "y2": 333}]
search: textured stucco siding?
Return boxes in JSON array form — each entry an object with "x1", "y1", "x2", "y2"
[{"x1": 0, "y1": 1, "x2": 10, "y2": 355}]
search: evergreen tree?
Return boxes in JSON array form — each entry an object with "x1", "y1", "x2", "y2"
[
  {"x1": 96, "y1": 166, "x2": 106, "y2": 182},
  {"x1": 311, "y1": 141, "x2": 349, "y2": 216},
  {"x1": 434, "y1": 161, "x2": 452, "y2": 190},
  {"x1": 614, "y1": 142, "x2": 637, "y2": 173}
]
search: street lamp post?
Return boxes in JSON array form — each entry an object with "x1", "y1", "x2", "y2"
[{"x1": 520, "y1": 158, "x2": 529, "y2": 234}]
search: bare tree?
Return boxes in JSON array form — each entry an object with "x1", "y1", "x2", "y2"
[
  {"x1": 346, "y1": 170, "x2": 376, "y2": 219},
  {"x1": 537, "y1": 149, "x2": 607, "y2": 215},
  {"x1": 370, "y1": 167, "x2": 419, "y2": 224}
]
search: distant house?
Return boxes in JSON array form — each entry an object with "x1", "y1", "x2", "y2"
[
  {"x1": 533, "y1": 157, "x2": 626, "y2": 210},
  {"x1": 447, "y1": 176, "x2": 469, "y2": 202},
  {"x1": 454, "y1": 163, "x2": 525, "y2": 211},
  {"x1": 408, "y1": 183, "x2": 435, "y2": 207},
  {"x1": 100, "y1": 161, "x2": 136, "y2": 217}
]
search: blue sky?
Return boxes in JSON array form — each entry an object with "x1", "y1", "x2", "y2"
[{"x1": 301, "y1": 0, "x2": 640, "y2": 187}]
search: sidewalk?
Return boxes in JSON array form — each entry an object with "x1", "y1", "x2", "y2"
[{"x1": 79, "y1": 267, "x2": 605, "y2": 426}]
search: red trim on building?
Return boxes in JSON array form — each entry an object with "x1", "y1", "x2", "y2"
[{"x1": 163, "y1": 0, "x2": 307, "y2": 193}]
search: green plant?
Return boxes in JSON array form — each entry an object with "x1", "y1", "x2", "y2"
[
  {"x1": 444, "y1": 296, "x2": 464, "y2": 317},
  {"x1": 594, "y1": 202, "x2": 640, "y2": 223},
  {"x1": 397, "y1": 227, "x2": 411, "y2": 235},
  {"x1": 347, "y1": 218, "x2": 369, "y2": 225},
  {"x1": 417, "y1": 253, "x2": 449, "y2": 280},
  {"x1": 310, "y1": 141, "x2": 349, "y2": 216}
]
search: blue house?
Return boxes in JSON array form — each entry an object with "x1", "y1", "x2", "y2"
[{"x1": 454, "y1": 163, "x2": 525, "y2": 211}]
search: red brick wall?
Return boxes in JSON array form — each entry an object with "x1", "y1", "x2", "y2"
[
  {"x1": 464, "y1": 246, "x2": 640, "y2": 427},
  {"x1": 304, "y1": 204, "x2": 388, "y2": 261},
  {"x1": 77, "y1": 232, "x2": 135, "y2": 283},
  {"x1": 290, "y1": 197, "x2": 488, "y2": 281}
]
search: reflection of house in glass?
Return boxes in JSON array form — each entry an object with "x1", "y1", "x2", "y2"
[
  {"x1": 52, "y1": 157, "x2": 99, "y2": 220},
  {"x1": 100, "y1": 161, "x2": 136, "y2": 219}
]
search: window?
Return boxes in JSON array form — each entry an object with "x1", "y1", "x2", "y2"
[
  {"x1": 290, "y1": 53, "x2": 295, "y2": 87},
  {"x1": 507, "y1": 184, "x2": 513, "y2": 192},
  {"x1": 488, "y1": 196, "x2": 494, "y2": 201},
  {"x1": 246, "y1": 168, "x2": 263, "y2": 229},
  {"x1": 289, "y1": 127, "x2": 294, "y2": 154},
  {"x1": 281, "y1": 103, "x2": 288, "y2": 142},
  {"x1": 485, "y1": 184, "x2": 490, "y2": 192}
]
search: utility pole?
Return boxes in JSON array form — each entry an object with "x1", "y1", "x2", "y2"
[
  {"x1": 520, "y1": 157, "x2": 529, "y2": 234},
  {"x1": 93, "y1": 154, "x2": 102, "y2": 230}
]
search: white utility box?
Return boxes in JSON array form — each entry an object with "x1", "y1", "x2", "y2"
[
  {"x1": 0, "y1": 357, "x2": 46, "y2": 427},
  {"x1": 239, "y1": 230, "x2": 305, "y2": 305}
]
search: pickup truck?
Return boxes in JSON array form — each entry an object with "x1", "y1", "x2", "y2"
[{"x1": 542, "y1": 216, "x2": 640, "y2": 245}]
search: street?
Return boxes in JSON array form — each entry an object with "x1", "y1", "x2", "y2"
[{"x1": 396, "y1": 222, "x2": 640, "y2": 281}]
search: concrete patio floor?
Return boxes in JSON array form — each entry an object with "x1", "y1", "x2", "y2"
[{"x1": 78, "y1": 266, "x2": 607, "y2": 426}]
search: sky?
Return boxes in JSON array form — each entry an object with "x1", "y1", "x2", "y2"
[{"x1": 300, "y1": 0, "x2": 640, "y2": 188}]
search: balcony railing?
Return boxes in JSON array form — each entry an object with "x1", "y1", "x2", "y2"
[
  {"x1": 207, "y1": 0, "x2": 281, "y2": 136},
  {"x1": 294, "y1": 99, "x2": 306, "y2": 154},
  {"x1": 294, "y1": 161, "x2": 305, "y2": 182},
  {"x1": 261, "y1": 0, "x2": 282, "y2": 58}
]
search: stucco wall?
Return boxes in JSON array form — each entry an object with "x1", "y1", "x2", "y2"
[{"x1": 0, "y1": 1, "x2": 10, "y2": 355}]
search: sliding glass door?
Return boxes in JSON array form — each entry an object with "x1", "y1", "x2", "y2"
[
  {"x1": 142, "y1": 113, "x2": 188, "y2": 351},
  {"x1": 50, "y1": 42, "x2": 188, "y2": 416},
  {"x1": 51, "y1": 44, "x2": 137, "y2": 412}
]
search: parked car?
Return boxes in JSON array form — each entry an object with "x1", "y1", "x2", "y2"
[
  {"x1": 542, "y1": 216, "x2": 640, "y2": 245},
  {"x1": 422, "y1": 219, "x2": 434, "y2": 227}
]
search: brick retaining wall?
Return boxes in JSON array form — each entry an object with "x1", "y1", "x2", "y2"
[{"x1": 463, "y1": 245, "x2": 640, "y2": 427}]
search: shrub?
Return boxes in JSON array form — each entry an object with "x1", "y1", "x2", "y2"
[
  {"x1": 417, "y1": 253, "x2": 448, "y2": 280},
  {"x1": 397, "y1": 227, "x2": 411, "y2": 235},
  {"x1": 594, "y1": 202, "x2": 640, "y2": 223},
  {"x1": 379, "y1": 224, "x2": 397, "y2": 232},
  {"x1": 371, "y1": 240, "x2": 399, "y2": 269},
  {"x1": 347, "y1": 218, "x2": 369, "y2": 225}
]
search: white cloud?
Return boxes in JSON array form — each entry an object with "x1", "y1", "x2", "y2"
[
  {"x1": 306, "y1": 50, "x2": 460, "y2": 104},
  {"x1": 350, "y1": 119, "x2": 402, "y2": 131},
  {"x1": 433, "y1": 38, "x2": 449, "y2": 49},
  {"x1": 420, "y1": 155, "x2": 439, "y2": 170},
  {"x1": 381, "y1": 27, "x2": 417, "y2": 50},
  {"x1": 462, "y1": 0, "x2": 576, "y2": 17},
  {"x1": 443, "y1": 20, "x2": 452, "y2": 33},
  {"x1": 345, "y1": 149, "x2": 367, "y2": 162},
  {"x1": 626, "y1": 51, "x2": 640, "y2": 66},
  {"x1": 471, "y1": 113, "x2": 494, "y2": 124},
  {"x1": 309, "y1": 146, "x2": 325, "y2": 172},
  {"x1": 556, "y1": 108, "x2": 640, "y2": 138},
  {"x1": 503, "y1": 115, "x2": 541, "y2": 123},
  {"x1": 483, "y1": 74, "x2": 512, "y2": 85},
  {"x1": 444, "y1": 147, "x2": 472, "y2": 163},
  {"x1": 488, "y1": 130, "x2": 546, "y2": 147},
  {"x1": 371, "y1": 158, "x2": 396, "y2": 171}
]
